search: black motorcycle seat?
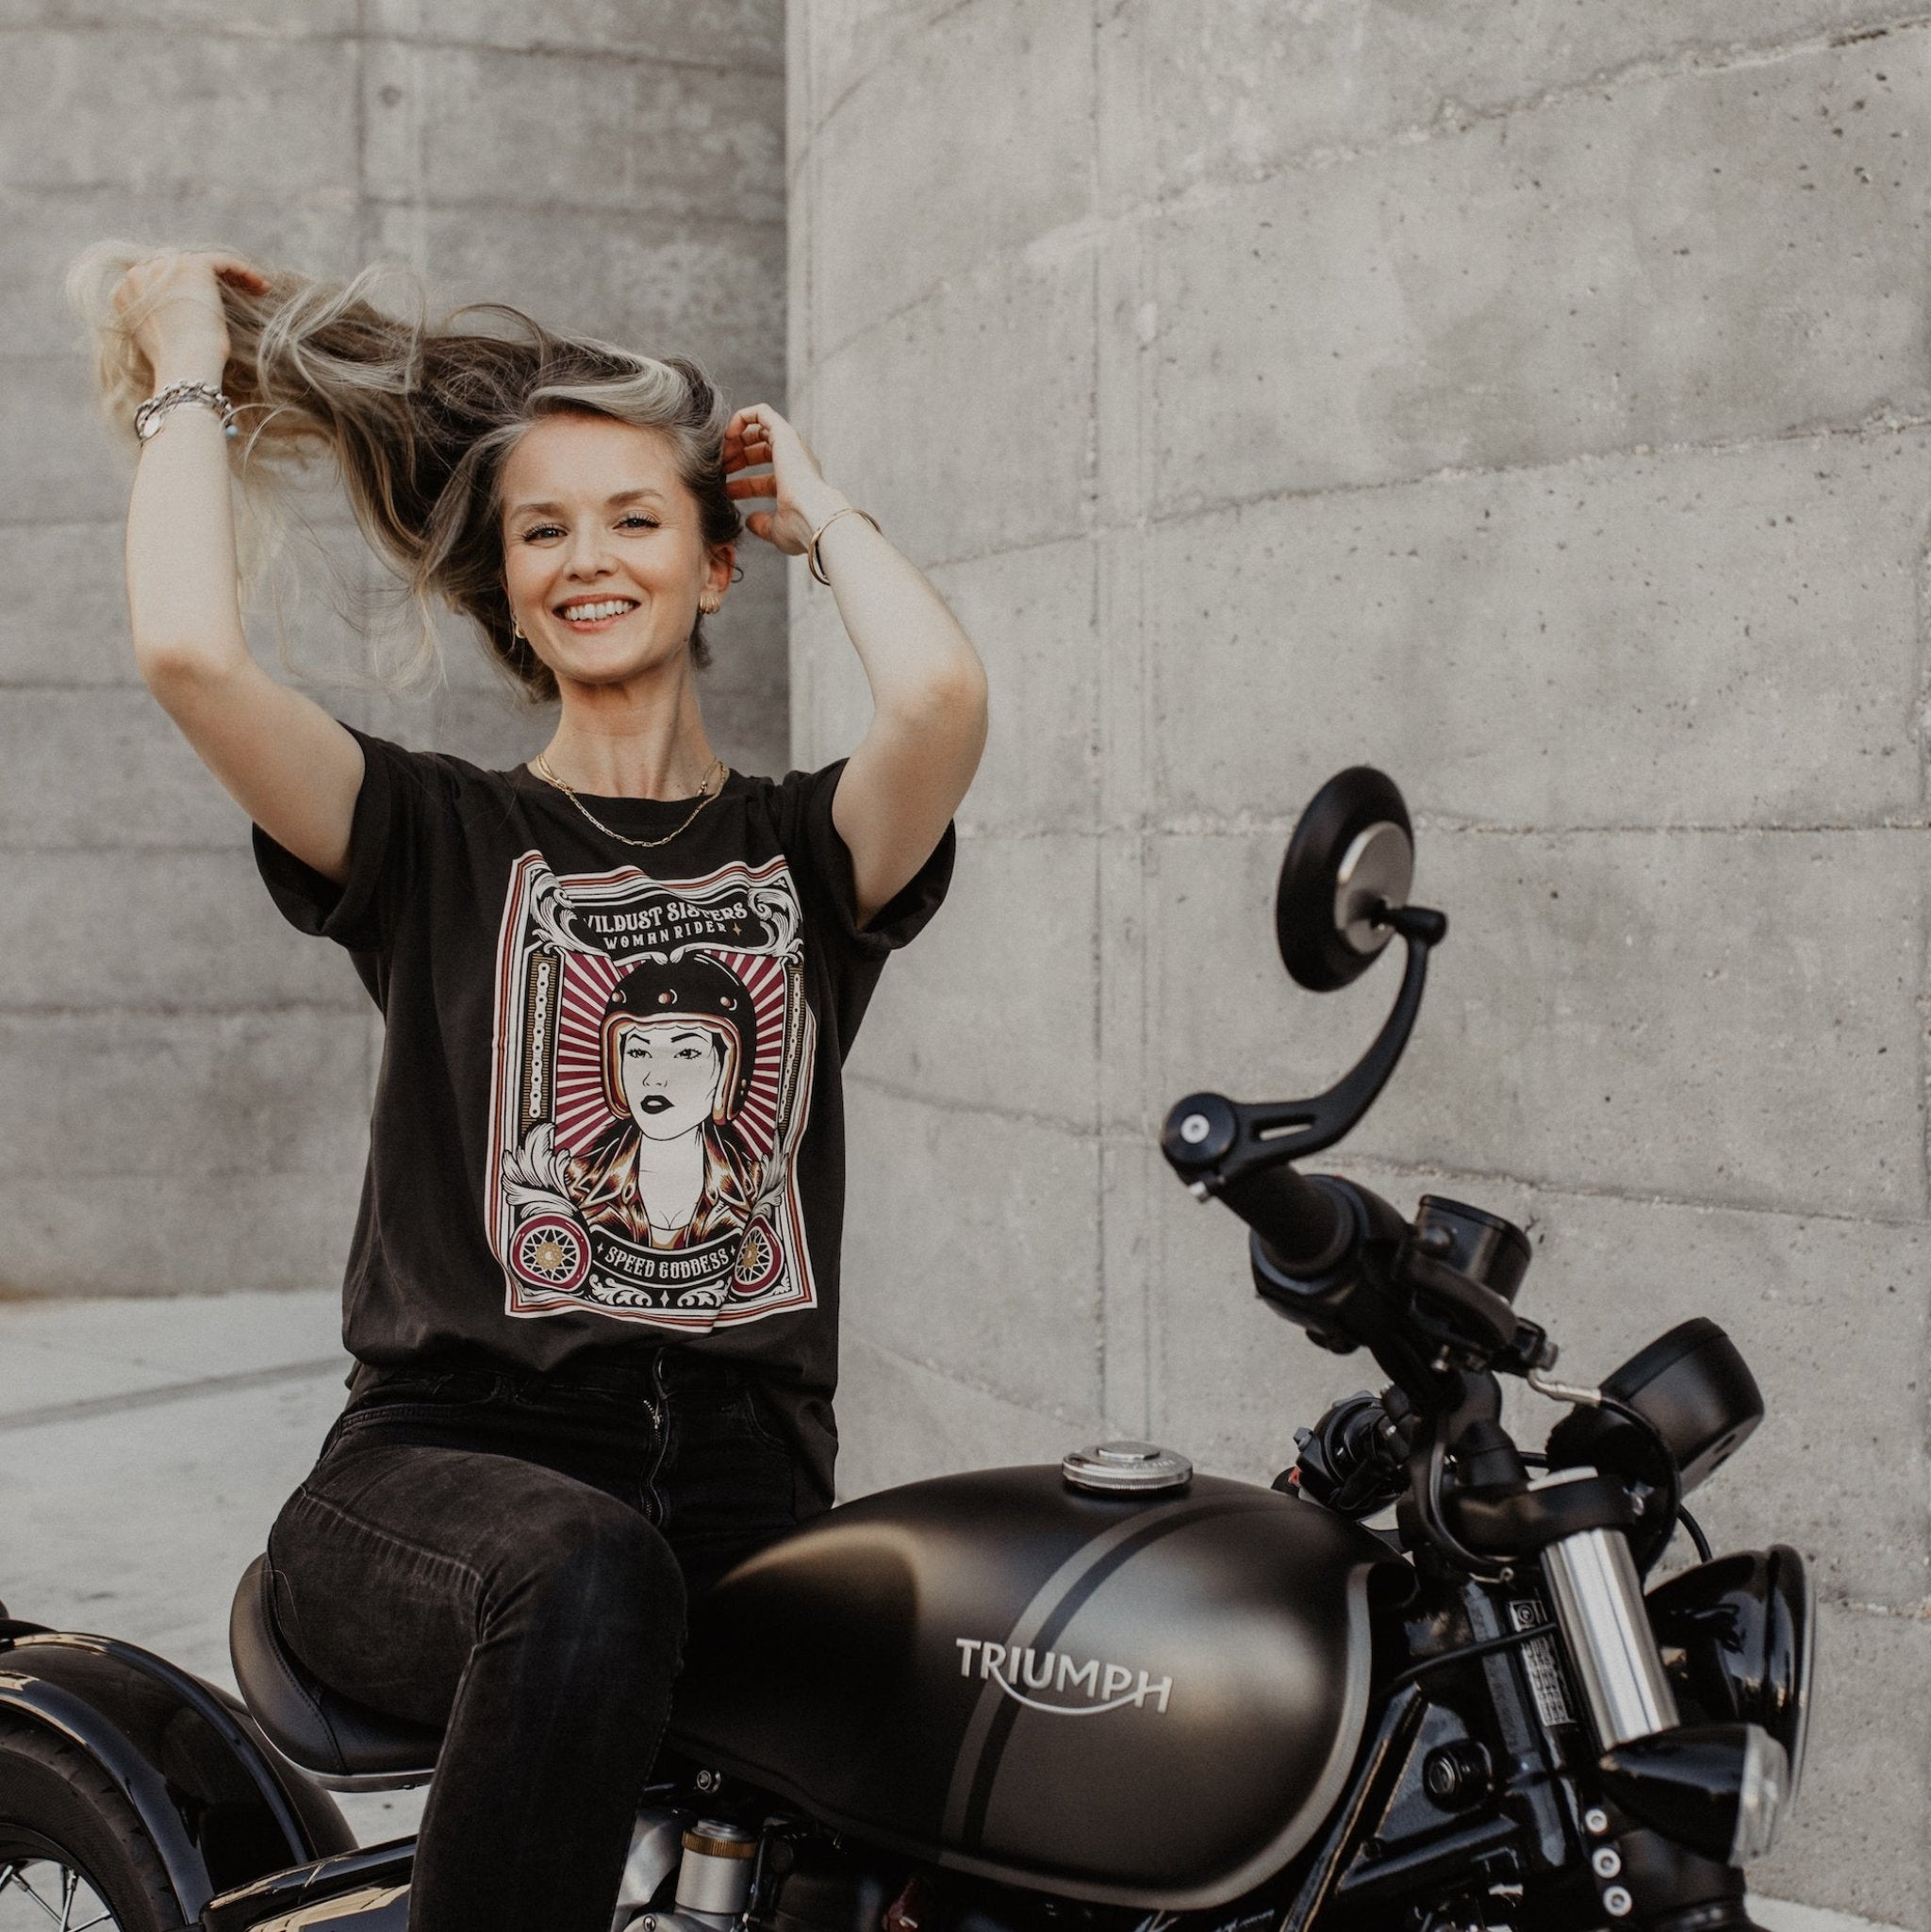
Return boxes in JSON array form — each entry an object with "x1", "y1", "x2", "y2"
[{"x1": 229, "y1": 1554, "x2": 442, "y2": 1784}]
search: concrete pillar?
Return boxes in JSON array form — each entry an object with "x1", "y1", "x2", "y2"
[
  {"x1": 0, "y1": 1, "x2": 785, "y2": 1297},
  {"x1": 789, "y1": 6, "x2": 1931, "y2": 1924}
]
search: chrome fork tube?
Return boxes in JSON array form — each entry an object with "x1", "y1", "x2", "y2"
[{"x1": 1541, "y1": 1522, "x2": 1678, "y2": 1749}]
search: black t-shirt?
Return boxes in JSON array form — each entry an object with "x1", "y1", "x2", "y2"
[{"x1": 254, "y1": 728, "x2": 954, "y2": 1509}]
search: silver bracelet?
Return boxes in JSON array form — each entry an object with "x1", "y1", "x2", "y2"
[
  {"x1": 134, "y1": 380, "x2": 239, "y2": 443},
  {"x1": 806, "y1": 505, "x2": 881, "y2": 586}
]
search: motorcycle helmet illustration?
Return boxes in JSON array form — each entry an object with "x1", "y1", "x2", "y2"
[{"x1": 599, "y1": 952, "x2": 757, "y2": 1127}]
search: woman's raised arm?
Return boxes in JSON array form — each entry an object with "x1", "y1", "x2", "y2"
[
  {"x1": 724, "y1": 404, "x2": 987, "y2": 926},
  {"x1": 118, "y1": 252, "x2": 363, "y2": 883}
]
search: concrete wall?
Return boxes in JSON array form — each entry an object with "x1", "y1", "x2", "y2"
[
  {"x1": 0, "y1": 1, "x2": 785, "y2": 1297},
  {"x1": 789, "y1": 6, "x2": 1931, "y2": 1924}
]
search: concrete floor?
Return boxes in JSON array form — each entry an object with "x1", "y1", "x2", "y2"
[
  {"x1": 0, "y1": 1288, "x2": 425, "y2": 1846},
  {"x1": 0, "y1": 1292, "x2": 1901, "y2": 1927}
]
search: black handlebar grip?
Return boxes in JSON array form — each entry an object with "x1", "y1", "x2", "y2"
[
  {"x1": 1218, "y1": 1163, "x2": 1355, "y2": 1277},
  {"x1": 1162, "y1": 1092, "x2": 1357, "y2": 1278}
]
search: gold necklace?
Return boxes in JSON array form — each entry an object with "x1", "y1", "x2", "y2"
[{"x1": 530, "y1": 751, "x2": 728, "y2": 850}]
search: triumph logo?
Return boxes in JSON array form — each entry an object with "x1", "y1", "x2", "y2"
[{"x1": 955, "y1": 1638, "x2": 1173, "y2": 1716}]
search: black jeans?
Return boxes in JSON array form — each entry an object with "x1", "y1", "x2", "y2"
[{"x1": 265, "y1": 1353, "x2": 801, "y2": 1932}]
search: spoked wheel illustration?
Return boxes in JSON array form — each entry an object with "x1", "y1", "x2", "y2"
[
  {"x1": 0, "y1": 1723, "x2": 178, "y2": 1932},
  {"x1": 512, "y1": 1212, "x2": 591, "y2": 1292},
  {"x1": 733, "y1": 1216, "x2": 783, "y2": 1296}
]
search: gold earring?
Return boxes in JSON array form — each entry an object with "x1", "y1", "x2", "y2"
[{"x1": 699, "y1": 593, "x2": 720, "y2": 616}]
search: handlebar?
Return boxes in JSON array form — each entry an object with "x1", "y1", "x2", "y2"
[
  {"x1": 1167, "y1": 1098, "x2": 1552, "y2": 1428},
  {"x1": 1216, "y1": 1162, "x2": 1355, "y2": 1276}
]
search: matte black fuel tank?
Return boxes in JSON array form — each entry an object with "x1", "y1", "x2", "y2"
[{"x1": 667, "y1": 1465, "x2": 1405, "y2": 1910}]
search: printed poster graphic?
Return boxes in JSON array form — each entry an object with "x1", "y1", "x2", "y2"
[{"x1": 486, "y1": 851, "x2": 817, "y2": 1329}]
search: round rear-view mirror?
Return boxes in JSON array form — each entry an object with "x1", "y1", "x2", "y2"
[{"x1": 1275, "y1": 767, "x2": 1414, "y2": 991}]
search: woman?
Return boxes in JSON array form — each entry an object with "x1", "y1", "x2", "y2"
[{"x1": 76, "y1": 246, "x2": 986, "y2": 1932}]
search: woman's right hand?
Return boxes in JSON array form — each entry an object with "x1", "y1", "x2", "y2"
[
  {"x1": 115, "y1": 245, "x2": 364, "y2": 885},
  {"x1": 112, "y1": 250, "x2": 268, "y2": 386}
]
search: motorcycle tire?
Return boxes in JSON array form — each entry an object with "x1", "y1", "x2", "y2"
[{"x1": 0, "y1": 1716, "x2": 179, "y2": 1932}]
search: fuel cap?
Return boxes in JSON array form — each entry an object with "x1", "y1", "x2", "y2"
[{"x1": 1062, "y1": 1440, "x2": 1194, "y2": 1495}]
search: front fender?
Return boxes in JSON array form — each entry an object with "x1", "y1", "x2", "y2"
[{"x1": 0, "y1": 1628, "x2": 353, "y2": 1922}]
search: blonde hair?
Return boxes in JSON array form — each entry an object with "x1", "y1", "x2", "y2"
[{"x1": 67, "y1": 243, "x2": 743, "y2": 698}]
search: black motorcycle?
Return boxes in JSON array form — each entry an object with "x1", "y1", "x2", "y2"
[{"x1": 0, "y1": 766, "x2": 1811, "y2": 1932}]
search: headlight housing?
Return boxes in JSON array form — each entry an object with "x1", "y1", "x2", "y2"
[
  {"x1": 1646, "y1": 1544, "x2": 1814, "y2": 1808},
  {"x1": 1599, "y1": 1721, "x2": 1790, "y2": 1865}
]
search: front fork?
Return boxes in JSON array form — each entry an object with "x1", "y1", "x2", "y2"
[
  {"x1": 1538, "y1": 1513, "x2": 1766, "y2": 1932},
  {"x1": 1541, "y1": 1522, "x2": 1678, "y2": 1751},
  {"x1": 1538, "y1": 1517, "x2": 1679, "y2": 1925}
]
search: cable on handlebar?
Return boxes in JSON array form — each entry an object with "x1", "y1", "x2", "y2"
[
  {"x1": 1593, "y1": 1391, "x2": 1684, "y2": 1574},
  {"x1": 1677, "y1": 1503, "x2": 1713, "y2": 1565},
  {"x1": 1412, "y1": 1429, "x2": 1516, "y2": 1582},
  {"x1": 1528, "y1": 1372, "x2": 1688, "y2": 1575}
]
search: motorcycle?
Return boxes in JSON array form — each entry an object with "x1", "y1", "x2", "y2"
[{"x1": 0, "y1": 765, "x2": 1813, "y2": 1932}]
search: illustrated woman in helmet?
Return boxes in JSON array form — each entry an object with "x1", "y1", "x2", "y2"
[{"x1": 567, "y1": 954, "x2": 761, "y2": 1248}]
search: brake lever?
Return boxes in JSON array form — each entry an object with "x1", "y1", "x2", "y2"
[
  {"x1": 1394, "y1": 1242, "x2": 1519, "y2": 1355},
  {"x1": 1392, "y1": 1230, "x2": 1556, "y2": 1374}
]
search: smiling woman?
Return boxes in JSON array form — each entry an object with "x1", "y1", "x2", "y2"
[{"x1": 66, "y1": 243, "x2": 987, "y2": 1932}]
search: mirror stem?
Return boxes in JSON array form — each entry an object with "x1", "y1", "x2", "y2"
[
  {"x1": 1386, "y1": 904, "x2": 1447, "y2": 947},
  {"x1": 1162, "y1": 906, "x2": 1448, "y2": 1194}
]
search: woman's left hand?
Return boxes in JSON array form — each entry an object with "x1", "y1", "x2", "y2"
[
  {"x1": 725, "y1": 407, "x2": 985, "y2": 925},
  {"x1": 722, "y1": 404, "x2": 844, "y2": 553}
]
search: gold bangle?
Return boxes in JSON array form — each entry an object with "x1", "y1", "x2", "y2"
[{"x1": 806, "y1": 505, "x2": 881, "y2": 586}]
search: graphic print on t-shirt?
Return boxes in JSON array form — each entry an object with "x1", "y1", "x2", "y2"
[{"x1": 486, "y1": 851, "x2": 817, "y2": 1330}]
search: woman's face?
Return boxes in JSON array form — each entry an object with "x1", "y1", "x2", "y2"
[
  {"x1": 499, "y1": 412, "x2": 732, "y2": 697},
  {"x1": 617, "y1": 1020, "x2": 727, "y2": 1141}
]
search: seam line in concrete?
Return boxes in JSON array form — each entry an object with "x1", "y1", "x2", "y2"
[
  {"x1": 1138, "y1": 12, "x2": 1931, "y2": 198},
  {"x1": 0, "y1": 683, "x2": 160, "y2": 694},
  {"x1": 846, "y1": 1070, "x2": 1090, "y2": 1138},
  {"x1": 800, "y1": 16, "x2": 1931, "y2": 378},
  {"x1": 1084, "y1": 15, "x2": 1109, "y2": 1434},
  {"x1": 843, "y1": 416, "x2": 1931, "y2": 580},
  {"x1": 1142, "y1": 414, "x2": 1931, "y2": 532},
  {"x1": 1908, "y1": 395, "x2": 1931, "y2": 1488},
  {"x1": 808, "y1": 8, "x2": 1931, "y2": 160},
  {"x1": 1317, "y1": 1154, "x2": 1930, "y2": 1235},
  {"x1": 797, "y1": 13, "x2": 1931, "y2": 307},
  {"x1": 850, "y1": 1329, "x2": 1087, "y2": 1428},
  {"x1": 868, "y1": 416, "x2": 1931, "y2": 581},
  {"x1": 351, "y1": 194, "x2": 784, "y2": 232},
  {"x1": 946, "y1": 819, "x2": 1931, "y2": 842},
  {"x1": 353, "y1": 0, "x2": 373, "y2": 305},
  {"x1": 862, "y1": 1083, "x2": 1926, "y2": 1229},
  {"x1": 848, "y1": 1098, "x2": 1931, "y2": 1232},
  {"x1": 1147, "y1": 416, "x2": 1931, "y2": 530},
  {"x1": 361, "y1": 31, "x2": 784, "y2": 77},
  {"x1": 808, "y1": 0, "x2": 979, "y2": 138},
  {"x1": 0, "y1": 1355, "x2": 347, "y2": 1434},
  {"x1": 1133, "y1": 817, "x2": 1931, "y2": 837},
  {"x1": 0, "y1": 20, "x2": 783, "y2": 77},
  {"x1": 0, "y1": 1003, "x2": 367, "y2": 1017},
  {"x1": 1411, "y1": 817, "x2": 1931, "y2": 835},
  {"x1": 0, "y1": 845, "x2": 284, "y2": 857}
]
